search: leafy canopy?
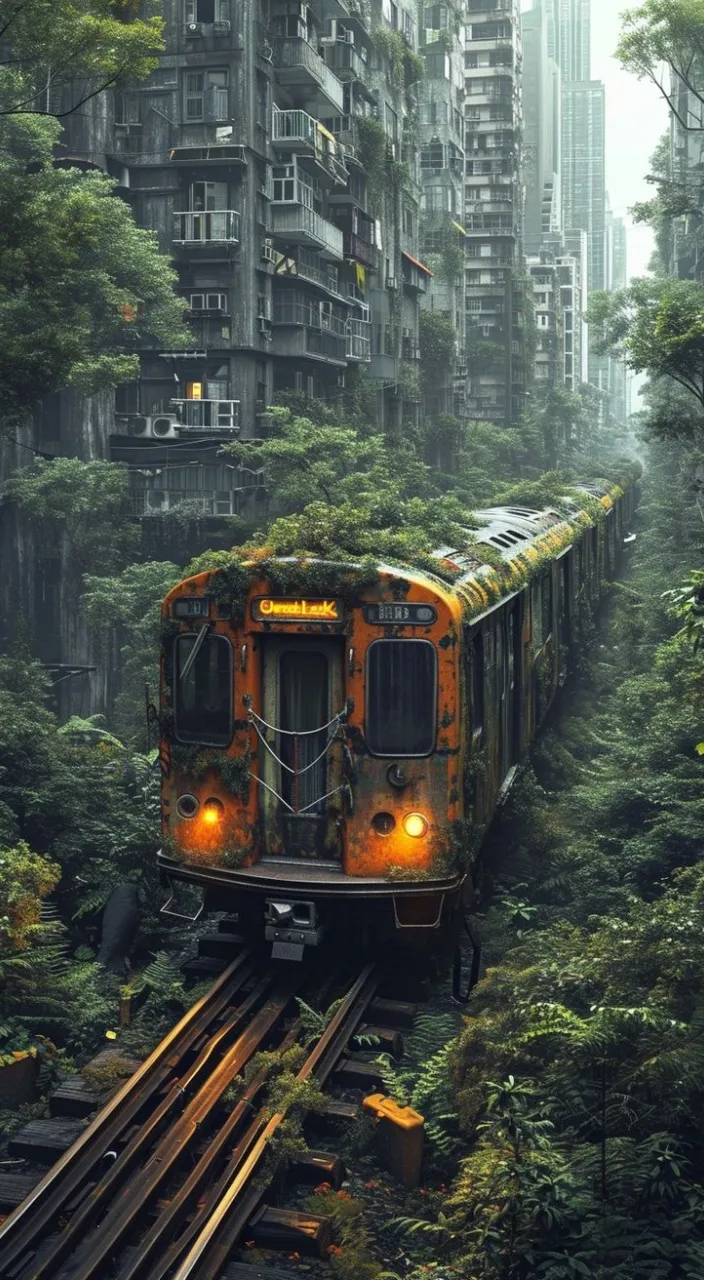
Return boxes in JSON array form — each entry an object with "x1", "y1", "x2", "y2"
[
  {"x1": 617, "y1": 0, "x2": 704, "y2": 128},
  {"x1": 0, "y1": 0, "x2": 163, "y2": 118},
  {"x1": 0, "y1": 112, "x2": 189, "y2": 423},
  {"x1": 587, "y1": 277, "x2": 704, "y2": 414}
]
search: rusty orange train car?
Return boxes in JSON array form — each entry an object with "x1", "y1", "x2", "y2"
[{"x1": 157, "y1": 471, "x2": 639, "y2": 960}]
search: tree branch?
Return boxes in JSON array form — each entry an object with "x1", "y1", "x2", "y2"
[{"x1": 0, "y1": 64, "x2": 129, "y2": 117}]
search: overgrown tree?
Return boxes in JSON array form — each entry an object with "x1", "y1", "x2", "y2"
[{"x1": 0, "y1": 0, "x2": 163, "y2": 119}]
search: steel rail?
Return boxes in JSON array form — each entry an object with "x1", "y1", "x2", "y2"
[
  {"x1": 170, "y1": 960, "x2": 381, "y2": 1280},
  {"x1": 121, "y1": 1021, "x2": 303, "y2": 1280},
  {"x1": 62, "y1": 973, "x2": 301, "y2": 1280},
  {"x1": 26, "y1": 970, "x2": 283, "y2": 1280},
  {"x1": 0, "y1": 948, "x2": 257, "y2": 1277}
]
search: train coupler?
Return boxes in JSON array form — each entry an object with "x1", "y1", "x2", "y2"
[{"x1": 264, "y1": 899, "x2": 324, "y2": 961}]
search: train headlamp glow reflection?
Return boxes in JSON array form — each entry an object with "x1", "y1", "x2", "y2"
[
  {"x1": 403, "y1": 813, "x2": 429, "y2": 838},
  {"x1": 201, "y1": 798, "x2": 224, "y2": 826}
]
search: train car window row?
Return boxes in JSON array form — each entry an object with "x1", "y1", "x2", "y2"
[
  {"x1": 174, "y1": 632, "x2": 233, "y2": 746},
  {"x1": 366, "y1": 639, "x2": 437, "y2": 757}
]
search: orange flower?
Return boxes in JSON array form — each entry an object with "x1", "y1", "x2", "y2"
[
  {"x1": 288, "y1": 1252, "x2": 301, "y2": 1261},
  {"x1": 327, "y1": 1244, "x2": 344, "y2": 1257},
  {"x1": 314, "y1": 1181, "x2": 332, "y2": 1193},
  {"x1": 336, "y1": 1189, "x2": 352, "y2": 1200},
  {"x1": 363, "y1": 1180, "x2": 380, "y2": 1190},
  {"x1": 244, "y1": 1239, "x2": 255, "y2": 1248}
]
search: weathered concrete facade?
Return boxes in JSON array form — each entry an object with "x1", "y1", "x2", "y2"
[{"x1": 1, "y1": 0, "x2": 443, "y2": 717}]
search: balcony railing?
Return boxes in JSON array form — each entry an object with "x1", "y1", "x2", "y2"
[
  {"x1": 272, "y1": 108, "x2": 318, "y2": 147},
  {"x1": 171, "y1": 399, "x2": 240, "y2": 430},
  {"x1": 173, "y1": 210, "x2": 241, "y2": 244},
  {"x1": 322, "y1": 40, "x2": 367, "y2": 82},
  {"x1": 273, "y1": 297, "x2": 347, "y2": 336},
  {"x1": 272, "y1": 38, "x2": 344, "y2": 112},
  {"x1": 343, "y1": 230, "x2": 380, "y2": 270},
  {"x1": 272, "y1": 109, "x2": 348, "y2": 183},
  {"x1": 284, "y1": 247, "x2": 341, "y2": 295},
  {"x1": 130, "y1": 485, "x2": 264, "y2": 518},
  {"x1": 346, "y1": 317, "x2": 371, "y2": 362},
  {"x1": 271, "y1": 204, "x2": 344, "y2": 259}
]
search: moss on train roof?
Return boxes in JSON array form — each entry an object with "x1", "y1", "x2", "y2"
[{"x1": 174, "y1": 473, "x2": 637, "y2": 620}]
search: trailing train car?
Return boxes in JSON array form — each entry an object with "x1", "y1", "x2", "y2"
[{"x1": 157, "y1": 471, "x2": 639, "y2": 959}]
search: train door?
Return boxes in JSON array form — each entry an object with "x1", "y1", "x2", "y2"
[{"x1": 259, "y1": 637, "x2": 345, "y2": 860}]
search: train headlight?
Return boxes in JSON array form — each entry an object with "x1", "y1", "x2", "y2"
[
  {"x1": 176, "y1": 794, "x2": 199, "y2": 819},
  {"x1": 403, "y1": 813, "x2": 429, "y2": 839},
  {"x1": 201, "y1": 798, "x2": 224, "y2": 826},
  {"x1": 372, "y1": 812, "x2": 396, "y2": 836}
]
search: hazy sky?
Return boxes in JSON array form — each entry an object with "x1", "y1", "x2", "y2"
[{"x1": 590, "y1": 0, "x2": 668, "y2": 280}]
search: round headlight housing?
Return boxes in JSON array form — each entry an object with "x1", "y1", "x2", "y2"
[
  {"x1": 372, "y1": 812, "x2": 396, "y2": 836},
  {"x1": 201, "y1": 797, "x2": 224, "y2": 826},
  {"x1": 176, "y1": 794, "x2": 200, "y2": 819},
  {"x1": 403, "y1": 812, "x2": 429, "y2": 839}
]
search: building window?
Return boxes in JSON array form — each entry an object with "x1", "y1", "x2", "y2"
[
  {"x1": 184, "y1": 69, "x2": 228, "y2": 122},
  {"x1": 185, "y1": 0, "x2": 229, "y2": 21}
]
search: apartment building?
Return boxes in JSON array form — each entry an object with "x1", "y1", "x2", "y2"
[
  {"x1": 95, "y1": 0, "x2": 431, "y2": 511},
  {"x1": 464, "y1": 0, "x2": 528, "y2": 426},
  {"x1": 416, "y1": 0, "x2": 467, "y2": 420},
  {"x1": 0, "y1": 0, "x2": 438, "y2": 707}
]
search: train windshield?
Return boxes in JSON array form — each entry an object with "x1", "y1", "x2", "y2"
[
  {"x1": 366, "y1": 640, "x2": 436, "y2": 756},
  {"x1": 174, "y1": 632, "x2": 232, "y2": 745}
]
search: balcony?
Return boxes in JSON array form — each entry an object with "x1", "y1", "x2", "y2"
[
  {"x1": 171, "y1": 399, "x2": 240, "y2": 431},
  {"x1": 402, "y1": 251, "x2": 433, "y2": 293},
  {"x1": 272, "y1": 38, "x2": 344, "y2": 112},
  {"x1": 173, "y1": 210, "x2": 241, "y2": 245},
  {"x1": 271, "y1": 203, "x2": 343, "y2": 260},
  {"x1": 343, "y1": 230, "x2": 379, "y2": 270},
  {"x1": 275, "y1": 246, "x2": 343, "y2": 296},
  {"x1": 321, "y1": 40, "x2": 367, "y2": 83},
  {"x1": 345, "y1": 317, "x2": 371, "y2": 362},
  {"x1": 130, "y1": 483, "x2": 264, "y2": 518},
  {"x1": 272, "y1": 109, "x2": 348, "y2": 183},
  {"x1": 273, "y1": 294, "x2": 347, "y2": 362}
]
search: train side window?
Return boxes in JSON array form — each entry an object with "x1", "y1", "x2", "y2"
[
  {"x1": 542, "y1": 569, "x2": 553, "y2": 639},
  {"x1": 470, "y1": 632, "x2": 484, "y2": 740},
  {"x1": 531, "y1": 578, "x2": 543, "y2": 649},
  {"x1": 366, "y1": 639, "x2": 437, "y2": 757},
  {"x1": 174, "y1": 632, "x2": 233, "y2": 745}
]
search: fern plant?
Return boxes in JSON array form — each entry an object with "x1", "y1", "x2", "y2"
[{"x1": 376, "y1": 1012, "x2": 462, "y2": 1158}]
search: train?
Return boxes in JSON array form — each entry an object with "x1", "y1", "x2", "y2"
[{"x1": 157, "y1": 467, "x2": 640, "y2": 964}]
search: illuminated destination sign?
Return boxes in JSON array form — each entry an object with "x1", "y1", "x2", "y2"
[
  {"x1": 252, "y1": 597, "x2": 343, "y2": 623},
  {"x1": 365, "y1": 603, "x2": 437, "y2": 625}
]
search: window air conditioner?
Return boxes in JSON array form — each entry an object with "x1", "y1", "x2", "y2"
[
  {"x1": 213, "y1": 19, "x2": 231, "y2": 32},
  {"x1": 186, "y1": 21, "x2": 203, "y2": 35},
  {"x1": 258, "y1": 316, "x2": 273, "y2": 335},
  {"x1": 261, "y1": 240, "x2": 277, "y2": 263},
  {"x1": 127, "y1": 415, "x2": 180, "y2": 440}
]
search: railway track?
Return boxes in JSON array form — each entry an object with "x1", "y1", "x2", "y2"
[{"x1": 0, "y1": 948, "x2": 397, "y2": 1280}]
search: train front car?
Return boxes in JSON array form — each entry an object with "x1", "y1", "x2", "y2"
[{"x1": 158, "y1": 561, "x2": 466, "y2": 958}]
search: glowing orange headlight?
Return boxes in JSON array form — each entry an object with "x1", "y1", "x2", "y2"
[
  {"x1": 201, "y1": 798, "x2": 224, "y2": 826},
  {"x1": 403, "y1": 813, "x2": 429, "y2": 839}
]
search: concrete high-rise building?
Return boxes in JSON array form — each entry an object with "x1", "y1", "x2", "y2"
[
  {"x1": 555, "y1": 0, "x2": 591, "y2": 82},
  {"x1": 522, "y1": 3, "x2": 561, "y2": 255},
  {"x1": 417, "y1": 0, "x2": 467, "y2": 424},
  {"x1": 561, "y1": 78, "x2": 606, "y2": 294},
  {"x1": 464, "y1": 0, "x2": 528, "y2": 426},
  {"x1": 0, "y1": 0, "x2": 441, "y2": 706}
]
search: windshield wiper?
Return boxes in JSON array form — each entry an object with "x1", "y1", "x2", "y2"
[{"x1": 179, "y1": 623, "x2": 212, "y2": 685}]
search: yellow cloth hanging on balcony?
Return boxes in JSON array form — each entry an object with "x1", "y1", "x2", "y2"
[
  {"x1": 355, "y1": 263, "x2": 366, "y2": 287},
  {"x1": 316, "y1": 121, "x2": 336, "y2": 143}
]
